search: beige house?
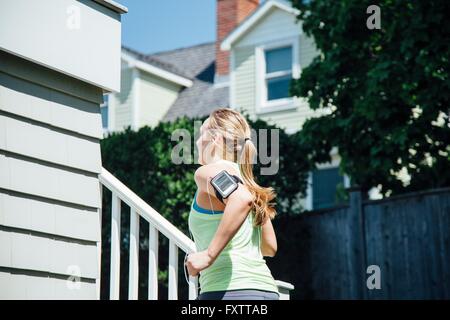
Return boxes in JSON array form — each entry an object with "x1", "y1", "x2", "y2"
[
  {"x1": 221, "y1": 0, "x2": 325, "y2": 133},
  {"x1": 0, "y1": 0, "x2": 126, "y2": 299},
  {"x1": 220, "y1": 0, "x2": 352, "y2": 209},
  {"x1": 0, "y1": 0, "x2": 295, "y2": 300},
  {"x1": 104, "y1": 0, "x2": 359, "y2": 209},
  {"x1": 102, "y1": 47, "x2": 193, "y2": 133}
]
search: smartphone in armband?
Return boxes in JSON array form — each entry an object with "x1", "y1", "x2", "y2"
[{"x1": 210, "y1": 170, "x2": 243, "y2": 203}]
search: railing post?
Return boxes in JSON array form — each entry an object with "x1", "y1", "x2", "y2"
[
  {"x1": 128, "y1": 208, "x2": 139, "y2": 300},
  {"x1": 96, "y1": 181, "x2": 103, "y2": 300},
  {"x1": 275, "y1": 280, "x2": 295, "y2": 300},
  {"x1": 148, "y1": 224, "x2": 159, "y2": 300},
  {"x1": 110, "y1": 193, "x2": 121, "y2": 300},
  {"x1": 168, "y1": 240, "x2": 178, "y2": 300},
  {"x1": 188, "y1": 275, "x2": 198, "y2": 300},
  {"x1": 99, "y1": 168, "x2": 295, "y2": 301}
]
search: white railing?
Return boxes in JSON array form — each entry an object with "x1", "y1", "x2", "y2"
[{"x1": 98, "y1": 167, "x2": 294, "y2": 300}]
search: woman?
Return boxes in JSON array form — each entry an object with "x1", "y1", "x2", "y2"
[{"x1": 185, "y1": 108, "x2": 280, "y2": 300}]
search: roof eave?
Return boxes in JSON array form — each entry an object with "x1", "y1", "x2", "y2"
[
  {"x1": 121, "y1": 51, "x2": 193, "y2": 88},
  {"x1": 220, "y1": 0, "x2": 300, "y2": 51}
]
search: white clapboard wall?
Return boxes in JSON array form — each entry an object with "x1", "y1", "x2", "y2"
[{"x1": 0, "y1": 0, "x2": 126, "y2": 299}]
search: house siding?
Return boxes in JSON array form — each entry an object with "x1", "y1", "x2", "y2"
[
  {"x1": 236, "y1": 7, "x2": 301, "y2": 48},
  {"x1": 0, "y1": 50, "x2": 101, "y2": 299},
  {"x1": 232, "y1": 7, "x2": 327, "y2": 133},
  {"x1": 299, "y1": 32, "x2": 318, "y2": 70},
  {"x1": 234, "y1": 46, "x2": 256, "y2": 118},
  {"x1": 138, "y1": 71, "x2": 181, "y2": 128},
  {"x1": 229, "y1": 5, "x2": 350, "y2": 210},
  {"x1": 0, "y1": 0, "x2": 122, "y2": 92},
  {"x1": 113, "y1": 67, "x2": 134, "y2": 131}
]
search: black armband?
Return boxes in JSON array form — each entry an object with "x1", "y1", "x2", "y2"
[{"x1": 210, "y1": 170, "x2": 243, "y2": 204}]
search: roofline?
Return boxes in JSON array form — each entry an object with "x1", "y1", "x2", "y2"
[
  {"x1": 121, "y1": 51, "x2": 193, "y2": 88},
  {"x1": 93, "y1": 0, "x2": 128, "y2": 14},
  {"x1": 220, "y1": 0, "x2": 300, "y2": 51},
  {"x1": 148, "y1": 41, "x2": 215, "y2": 57}
]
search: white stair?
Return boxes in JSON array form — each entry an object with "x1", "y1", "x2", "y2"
[{"x1": 99, "y1": 167, "x2": 294, "y2": 300}]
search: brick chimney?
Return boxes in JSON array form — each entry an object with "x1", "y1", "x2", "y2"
[{"x1": 215, "y1": 0, "x2": 259, "y2": 81}]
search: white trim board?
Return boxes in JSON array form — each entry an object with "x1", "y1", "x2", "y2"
[
  {"x1": 121, "y1": 51, "x2": 193, "y2": 88},
  {"x1": 255, "y1": 35, "x2": 301, "y2": 114},
  {"x1": 132, "y1": 68, "x2": 140, "y2": 131}
]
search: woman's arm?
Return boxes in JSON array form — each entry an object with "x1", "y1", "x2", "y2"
[
  {"x1": 206, "y1": 185, "x2": 253, "y2": 260},
  {"x1": 260, "y1": 216, "x2": 277, "y2": 257},
  {"x1": 185, "y1": 163, "x2": 253, "y2": 276}
]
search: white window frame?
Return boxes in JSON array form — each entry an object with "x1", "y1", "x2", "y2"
[
  {"x1": 255, "y1": 36, "x2": 300, "y2": 114},
  {"x1": 100, "y1": 93, "x2": 110, "y2": 135}
]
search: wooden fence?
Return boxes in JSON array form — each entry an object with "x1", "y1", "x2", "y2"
[{"x1": 270, "y1": 187, "x2": 450, "y2": 299}]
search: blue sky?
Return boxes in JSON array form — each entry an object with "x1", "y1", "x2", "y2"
[{"x1": 118, "y1": 0, "x2": 216, "y2": 55}]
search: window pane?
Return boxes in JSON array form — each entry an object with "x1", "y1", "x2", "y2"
[
  {"x1": 312, "y1": 167, "x2": 344, "y2": 209},
  {"x1": 267, "y1": 75, "x2": 291, "y2": 100},
  {"x1": 102, "y1": 94, "x2": 109, "y2": 106},
  {"x1": 101, "y1": 106, "x2": 108, "y2": 129},
  {"x1": 265, "y1": 46, "x2": 292, "y2": 73}
]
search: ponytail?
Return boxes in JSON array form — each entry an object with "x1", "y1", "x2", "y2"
[
  {"x1": 208, "y1": 108, "x2": 277, "y2": 227},
  {"x1": 238, "y1": 138, "x2": 277, "y2": 227}
]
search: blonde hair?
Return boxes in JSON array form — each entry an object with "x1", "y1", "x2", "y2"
[{"x1": 207, "y1": 108, "x2": 277, "y2": 226}]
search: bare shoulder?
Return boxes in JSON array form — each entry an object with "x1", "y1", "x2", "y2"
[
  {"x1": 194, "y1": 161, "x2": 240, "y2": 188},
  {"x1": 194, "y1": 161, "x2": 253, "y2": 205}
]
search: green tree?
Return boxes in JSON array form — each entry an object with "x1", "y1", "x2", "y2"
[{"x1": 290, "y1": 0, "x2": 450, "y2": 197}]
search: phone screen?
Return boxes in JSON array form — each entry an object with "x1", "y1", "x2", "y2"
[{"x1": 215, "y1": 173, "x2": 234, "y2": 191}]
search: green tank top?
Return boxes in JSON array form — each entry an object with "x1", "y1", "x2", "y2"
[{"x1": 188, "y1": 160, "x2": 279, "y2": 295}]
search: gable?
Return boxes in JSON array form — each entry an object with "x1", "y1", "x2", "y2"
[{"x1": 235, "y1": 7, "x2": 302, "y2": 48}]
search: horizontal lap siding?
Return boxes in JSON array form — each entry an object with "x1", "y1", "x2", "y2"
[
  {"x1": 237, "y1": 9, "x2": 301, "y2": 48},
  {"x1": 0, "y1": 191, "x2": 99, "y2": 242},
  {"x1": 0, "y1": 113, "x2": 101, "y2": 173},
  {"x1": 0, "y1": 51, "x2": 101, "y2": 298},
  {"x1": 113, "y1": 67, "x2": 133, "y2": 130},
  {"x1": 0, "y1": 229, "x2": 97, "y2": 279},
  {"x1": 0, "y1": 152, "x2": 100, "y2": 208},
  {"x1": 0, "y1": 72, "x2": 103, "y2": 139},
  {"x1": 233, "y1": 8, "x2": 323, "y2": 133},
  {"x1": 234, "y1": 44, "x2": 325, "y2": 132},
  {"x1": 299, "y1": 32, "x2": 318, "y2": 70},
  {"x1": 138, "y1": 72, "x2": 180, "y2": 128},
  {"x1": 234, "y1": 46, "x2": 256, "y2": 119},
  {"x1": 0, "y1": 270, "x2": 96, "y2": 299}
]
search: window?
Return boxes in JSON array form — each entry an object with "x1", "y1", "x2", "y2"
[
  {"x1": 264, "y1": 46, "x2": 292, "y2": 101},
  {"x1": 312, "y1": 167, "x2": 345, "y2": 209},
  {"x1": 255, "y1": 37, "x2": 300, "y2": 113},
  {"x1": 100, "y1": 94, "x2": 109, "y2": 130}
]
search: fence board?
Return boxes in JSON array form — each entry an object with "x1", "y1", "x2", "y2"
[{"x1": 272, "y1": 187, "x2": 450, "y2": 299}]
